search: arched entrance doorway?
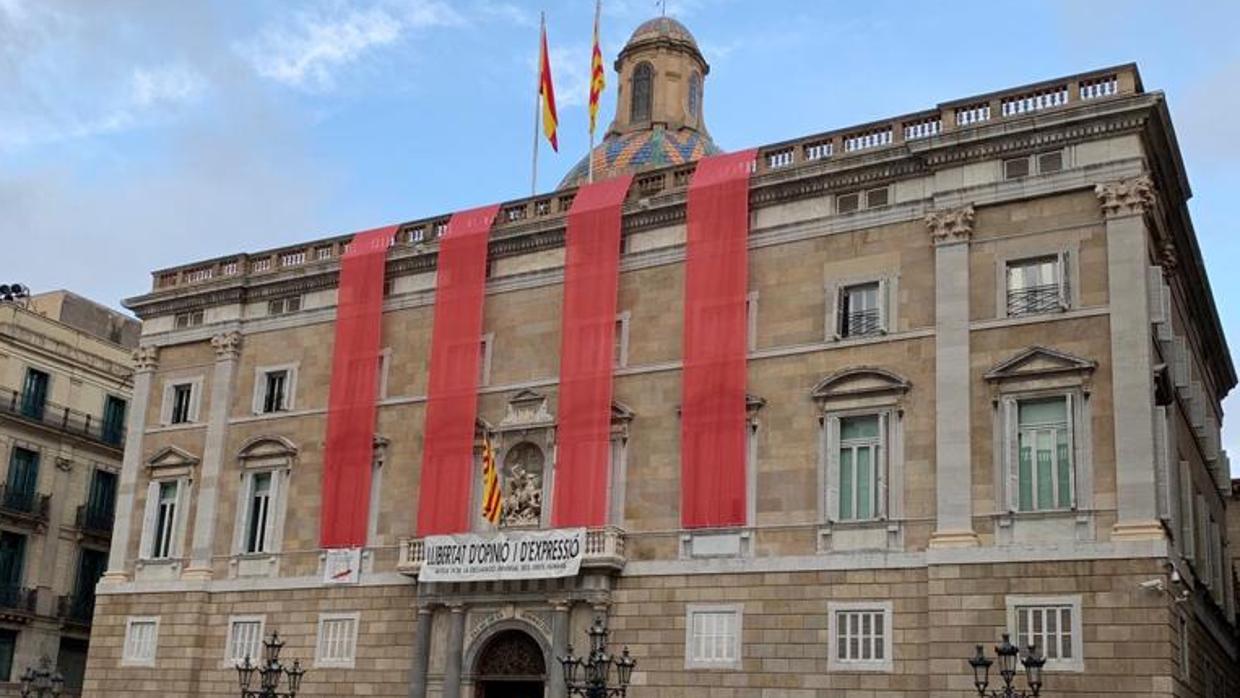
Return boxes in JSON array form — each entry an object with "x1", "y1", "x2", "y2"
[{"x1": 473, "y1": 629, "x2": 546, "y2": 698}]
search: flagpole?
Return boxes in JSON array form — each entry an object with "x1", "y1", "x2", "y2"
[
  {"x1": 531, "y1": 12, "x2": 545, "y2": 197},
  {"x1": 588, "y1": 0, "x2": 600, "y2": 184}
]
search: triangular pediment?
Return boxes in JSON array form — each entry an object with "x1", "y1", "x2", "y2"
[
  {"x1": 985, "y1": 346, "x2": 1096, "y2": 382},
  {"x1": 147, "y1": 445, "x2": 199, "y2": 470},
  {"x1": 501, "y1": 389, "x2": 553, "y2": 428},
  {"x1": 812, "y1": 367, "x2": 910, "y2": 401}
]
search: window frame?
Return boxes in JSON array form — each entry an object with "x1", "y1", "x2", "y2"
[
  {"x1": 315, "y1": 612, "x2": 361, "y2": 669},
  {"x1": 827, "y1": 601, "x2": 894, "y2": 672},
  {"x1": 478, "y1": 333, "x2": 494, "y2": 387},
  {"x1": 139, "y1": 477, "x2": 191, "y2": 562},
  {"x1": 1002, "y1": 252, "x2": 1071, "y2": 318},
  {"x1": 224, "y1": 615, "x2": 266, "y2": 666},
  {"x1": 630, "y1": 62, "x2": 654, "y2": 123},
  {"x1": 1001, "y1": 391, "x2": 1081, "y2": 514},
  {"x1": 1005, "y1": 595, "x2": 1084, "y2": 672},
  {"x1": 827, "y1": 276, "x2": 895, "y2": 342},
  {"x1": 266, "y1": 295, "x2": 302, "y2": 316},
  {"x1": 251, "y1": 363, "x2": 299, "y2": 415},
  {"x1": 684, "y1": 603, "x2": 743, "y2": 671},
  {"x1": 159, "y1": 376, "x2": 203, "y2": 426},
  {"x1": 121, "y1": 616, "x2": 160, "y2": 667},
  {"x1": 613, "y1": 311, "x2": 631, "y2": 369}
]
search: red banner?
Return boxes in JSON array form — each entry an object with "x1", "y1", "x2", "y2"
[
  {"x1": 417, "y1": 204, "x2": 500, "y2": 535},
  {"x1": 320, "y1": 225, "x2": 395, "y2": 548},
  {"x1": 552, "y1": 175, "x2": 634, "y2": 527},
  {"x1": 681, "y1": 150, "x2": 757, "y2": 528}
]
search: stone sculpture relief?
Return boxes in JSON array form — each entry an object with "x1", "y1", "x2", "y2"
[{"x1": 501, "y1": 442, "x2": 544, "y2": 527}]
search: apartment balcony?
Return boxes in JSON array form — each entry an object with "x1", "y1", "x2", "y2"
[
  {"x1": 0, "y1": 484, "x2": 51, "y2": 529},
  {"x1": 398, "y1": 526, "x2": 627, "y2": 577},
  {"x1": 0, "y1": 388, "x2": 125, "y2": 452},
  {"x1": 0, "y1": 585, "x2": 37, "y2": 618},
  {"x1": 75, "y1": 504, "x2": 115, "y2": 541},
  {"x1": 57, "y1": 594, "x2": 96, "y2": 627}
]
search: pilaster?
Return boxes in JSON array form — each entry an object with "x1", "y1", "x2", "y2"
[
  {"x1": 926, "y1": 204, "x2": 981, "y2": 549},
  {"x1": 408, "y1": 603, "x2": 435, "y2": 698},
  {"x1": 102, "y1": 345, "x2": 158, "y2": 583},
  {"x1": 184, "y1": 330, "x2": 243, "y2": 580},
  {"x1": 548, "y1": 599, "x2": 571, "y2": 698},
  {"x1": 1097, "y1": 175, "x2": 1165, "y2": 541},
  {"x1": 442, "y1": 604, "x2": 467, "y2": 698}
]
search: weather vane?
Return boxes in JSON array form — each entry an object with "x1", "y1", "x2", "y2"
[{"x1": 657, "y1": 0, "x2": 666, "y2": 17}]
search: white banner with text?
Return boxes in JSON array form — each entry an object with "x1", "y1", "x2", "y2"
[{"x1": 420, "y1": 528, "x2": 586, "y2": 582}]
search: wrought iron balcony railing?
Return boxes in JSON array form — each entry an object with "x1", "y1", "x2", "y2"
[
  {"x1": 58, "y1": 593, "x2": 96, "y2": 625},
  {"x1": 0, "y1": 585, "x2": 37, "y2": 614},
  {"x1": 0, "y1": 483, "x2": 51, "y2": 523},
  {"x1": 0, "y1": 388, "x2": 126, "y2": 449},
  {"x1": 1006, "y1": 283, "x2": 1064, "y2": 316},
  {"x1": 76, "y1": 504, "x2": 115, "y2": 538},
  {"x1": 842, "y1": 308, "x2": 882, "y2": 338}
]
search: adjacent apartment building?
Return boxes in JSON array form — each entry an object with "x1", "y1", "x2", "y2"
[
  {"x1": 85, "y1": 17, "x2": 1237, "y2": 698},
  {"x1": 0, "y1": 290, "x2": 136, "y2": 694}
]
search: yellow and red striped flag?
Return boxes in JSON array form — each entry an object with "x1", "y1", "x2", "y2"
[
  {"x1": 588, "y1": 0, "x2": 605, "y2": 136},
  {"x1": 539, "y1": 19, "x2": 559, "y2": 152},
  {"x1": 480, "y1": 436, "x2": 501, "y2": 525}
]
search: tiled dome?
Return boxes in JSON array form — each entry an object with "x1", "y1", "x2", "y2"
[
  {"x1": 558, "y1": 126, "x2": 721, "y2": 189},
  {"x1": 627, "y1": 16, "x2": 699, "y2": 47}
]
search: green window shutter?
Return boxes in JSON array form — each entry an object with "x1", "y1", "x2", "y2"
[{"x1": 839, "y1": 449, "x2": 853, "y2": 521}]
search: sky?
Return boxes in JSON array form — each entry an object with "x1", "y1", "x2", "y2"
[{"x1": 3, "y1": 0, "x2": 1240, "y2": 463}]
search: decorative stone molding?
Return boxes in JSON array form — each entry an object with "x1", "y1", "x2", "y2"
[
  {"x1": 133, "y1": 345, "x2": 160, "y2": 373},
  {"x1": 1159, "y1": 242, "x2": 1179, "y2": 275},
  {"x1": 925, "y1": 204, "x2": 975, "y2": 245},
  {"x1": 1095, "y1": 174, "x2": 1155, "y2": 217},
  {"x1": 210, "y1": 330, "x2": 242, "y2": 360}
]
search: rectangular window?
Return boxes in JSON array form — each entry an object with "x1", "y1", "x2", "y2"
[
  {"x1": 20, "y1": 368, "x2": 49, "y2": 420},
  {"x1": 1006, "y1": 256, "x2": 1065, "y2": 316},
  {"x1": 316, "y1": 614, "x2": 359, "y2": 668},
  {"x1": 245, "y1": 472, "x2": 273, "y2": 554},
  {"x1": 828, "y1": 603, "x2": 893, "y2": 671},
  {"x1": 1007, "y1": 596, "x2": 1083, "y2": 671},
  {"x1": 170, "y1": 383, "x2": 194, "y2": 424},
  {"x1": 267, "y1": 296, "x2": 302, "y2": 316},
  {"x1": 262, "y1": 371, "x2": 289, "y2": 413},
  {"x1": 4, "y1": 447, "x2": 39, "y2": 513},
  {"x1": 122, "y1": 617, "x2": 159, "y2": 666},
  {"x1": 838, "y1": 415, "x2": 881, "y2": 521},
  {"x1": 1037, "y1": 151, "x2": 1064, "y2": 174},
  {"x1": 685, "y1": 605, "x2": 741, "y2": 669},
  {"x1": 865, "y1": 187, "x2": 889, "y2": 208},
  {"x1": 0, "y1": 532, "x2": 27, "y2": 594},
  {"x1": 0, "y1": 629, "x2": 14, "y2": 682},
  {"x1": 1179, "y1": 612, "x2": 1190, "y2": 681},
  {"x1": 226, "y1": 617, "x2": 265, "y2": 663},
  {"x1": 478, "y1": 336, "x2": 492, "y2": 387},
  {"x1": 173, "y1": 310, "x2": 204, "y2": 329},
  {"x1": 839, "y1": 282, "x2": 883, "y2": 338},
  {"x1": 613, "y1": 314, "x2": 629, "y2": 369},
  {"x1": 1015, "y1": 396, "x2": 1073, "y2": 511},
  {"x1": 84, "y1": 469, "x2": 118, "y2": 531},
  {"x1": 1003, "y1": 157, "x2": 1031, "y2": 180},
  {"x1": 836, "y1": 192, "x2": 860, "y2": 214},
  {"x1": 151, "y1": 481, "x2": 179, "y2": 559},
  {"x1": 101, "y1": 395, "x2": 127, "y2": 445}
]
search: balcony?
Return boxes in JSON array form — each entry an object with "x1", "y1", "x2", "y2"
[
  {"x1": 0, "y1": 585, "x2": 37, "y2": 616},
  {"x1": 398, "y1": 526, "x2": 627, "y2": 577},
  {"x1": 0, "y1": 388, "x2": 125, "y2": 451},
  {"x1": 0, "y1": 484, "x2": 50, "y2": 528},
  {"x1": 76, "y1": 505, "x2": 115, "y2": 540},
  {"x1": 58, "y1": 594, "x2": 96, "y2": 626},
  {"x1": 1006, "y1": 284, "x2": 1064, "y2": 317},
  {"x1": 842, "y1": 308, "x2": 882, "y2": 338}
]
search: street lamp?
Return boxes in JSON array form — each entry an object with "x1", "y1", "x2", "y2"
[
  {"x1": 559, "y1": 617, "x2": 636, "y2": 698},
  {"x1": 19, "y1": 656, "x2": 64, "y2": 698},
  {"x1": 236, "y1": 631, "x2": 307, "y2": 698},
  {"x1": 968, "y1": 633, "x2": 1046, "y2": 698}
]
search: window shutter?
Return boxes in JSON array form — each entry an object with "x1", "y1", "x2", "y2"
[
  {"x1": 1154, "y1": 406, "x2": 1171, "y2": 522},
  {"x1": 876, "y1": 411, "x2": 889, "y2": 519},
  {"x1": 1173, "y1": 337, "x2": 1189, "y2": 389},
  {"x1": 1004, "y1": 398, "x2": 1019, "y2": 512},
  {"x1": 139, "y1": 481, "x2": 159, "y2": 558},
  {"x1": 1180, "y1": 465, "x2": 1194, "y2": 561},
  {"x1": 1057, "y1": 251, "x2": 1071, "y2": 309},
  {"x1": 172, "y1": 479, "x2": 192, "y2": 558},
  {"x1": 877, "y1": 278, "x2": 890, "y2": 334},
  {"x1": 826, "y1": 416, "x2": 841, "y2": 521},
  {"x1": 1064, "y1": 393, "x2": 1076, "y2": 509},
  {"x1": 1147, "y1": 266, "x2": 1164, "y2": 324},
  {"x1": 1159, "y1": 280, "x2": 1173, "y2": 343},
  {"x1": 265, "y1": 470, "x2": 283, "y2": 553},
  {"x1": 159, "y1": 384, "x2": 173, "y2": 426},
  {"x1": 188, "y1": 384, "x2": 201, "y2": 422},
  {"x1": 234, "y1": 473, "x2": 256, "y2": 553}
]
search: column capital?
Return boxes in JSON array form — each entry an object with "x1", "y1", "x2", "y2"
[
  {"x1": 132, "y1": 345, "x2": 160, "y2": 373},
  {"x1": 210, "y1": 330, "x2": 243, "y2": 360},
  {"x1": 925, "y1": 204, "x2": 976, "y2": 246},
  {"x1": 1095, "y1": 174, "x2": 1155, "y2": 218}
]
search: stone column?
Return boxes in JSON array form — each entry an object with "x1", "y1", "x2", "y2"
[
  {"x1": 183, "y1": 331, "x2": 242, "y2": 580},
  {"x1": 408, "y1": 604, "x2": 435, "y2": 698},
  {"x1": 926, "y1": 204, "x2": 981, "y2": 548},
  {"x1": 442, "y1": 604, "x2": 467, "y2": 698},
  {"x1": 1097, "y1": 175, "x2": 1165, "y2": 541},
  {"x1": 548, "y1": 600, "x2": 571, "y2": 698},
  {"x1": 102, "y1": 345, "x2": 159, "y2": 583}
]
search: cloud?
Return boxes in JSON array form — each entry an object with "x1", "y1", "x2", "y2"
[
  {"x1": 474, "y1": 1, "x2": 534, "y2": 28},
  {"x1": 130, "y1": 64, "x2": 206, "y2": 108},
  {"x1": 547, "y1": 44, "x2": 591, "y2": 109},
  {"x1": 238, "y1": 0, "x2": 463, "y2": 91}
]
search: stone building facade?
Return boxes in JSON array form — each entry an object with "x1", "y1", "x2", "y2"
[
  {"x1": 0, "y1": 291, "x2": 136, "y2": 695},
  {"x1": 85, "y1": 17, "x2": 1237, "y2": 698}
]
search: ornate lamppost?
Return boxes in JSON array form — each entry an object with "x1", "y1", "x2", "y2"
[
  {"x1": 559, "y1": 617, "x2": 636, "y2": 698},
  {"x1": 18, "y1": 656, "x2": 64, "y2": 698},
  {"x1": 235, "y1": 631, "x2": 307, "y2": 698},
  {"x1": 968, "y1": 633, "x2": 1047, "y2": 698}
]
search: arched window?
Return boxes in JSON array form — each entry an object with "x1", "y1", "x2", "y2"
[
  {"x1": 630, "y1": 62, "x2": 653, "y2": 122},
  {"x1": 688, "y1": 71, "x2": 701, "y2": 118}
]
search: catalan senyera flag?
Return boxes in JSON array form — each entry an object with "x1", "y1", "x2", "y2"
[
  {"x1": 588, "y1": 1, "x2": 605, "y2": 135},
  {"x1": 539, "y1": 21, "x2": 559, "y2": 152},
  {"x1": 480, "y1": 436, "x2": 501, "y2": 525}
]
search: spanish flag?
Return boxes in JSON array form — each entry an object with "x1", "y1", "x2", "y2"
[
  {"x1": 539, "y1": 19, "x2": 559, "y2": 152},
  {"x1": 588, "y1": 0, "x2": 605, "y2": 136},
  {"x1": 480, "y1": 436, "x2": 501, "y2": 525}
]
